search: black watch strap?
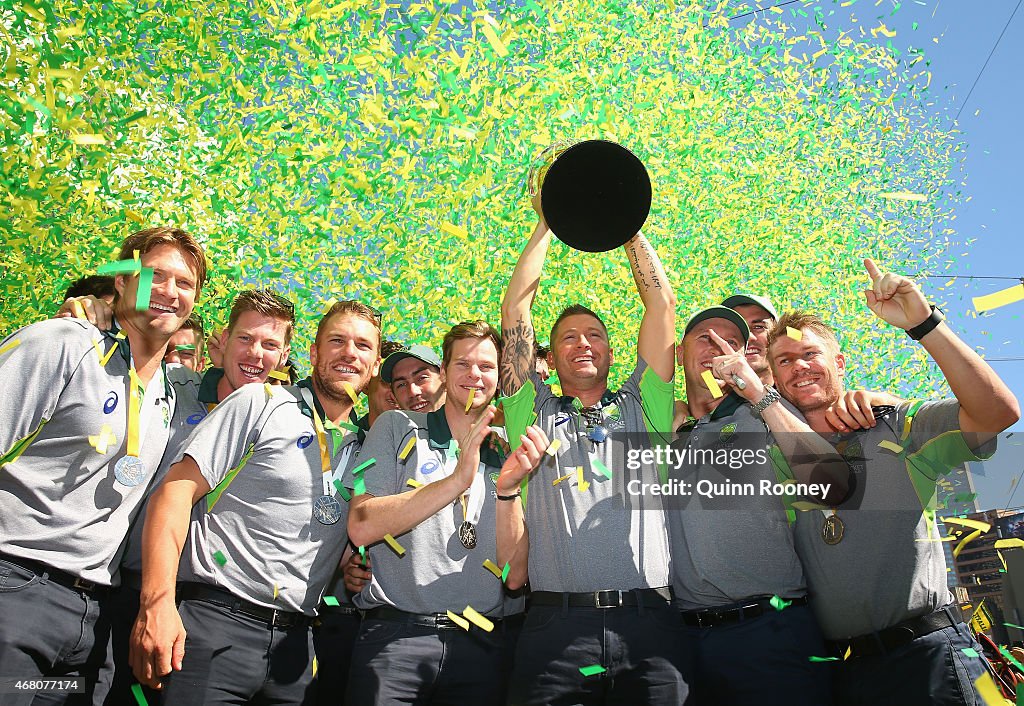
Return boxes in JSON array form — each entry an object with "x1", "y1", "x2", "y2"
[
  {"x1": 496, "y1": 488, "x2": 522, "y2": 501},
  {"x1": 906, "y1": 305, "x2": 944, "y2": 341}
]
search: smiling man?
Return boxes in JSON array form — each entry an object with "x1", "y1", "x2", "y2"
[
  {"x1": 130, "y1": 300, "x2": 380, "y2": 705},
  {"x1": 163, "y1": 312, "x2": 205, "y2": 372},
  {"x1": 0, "y1": 226, "x2": 206, "y2": 702},
  {"x1": 381, "y1": 344, "x2": 446, "y2": 414},
  {"x1": 767, "y1": 259, "x2": 1021, "y2": 706}
]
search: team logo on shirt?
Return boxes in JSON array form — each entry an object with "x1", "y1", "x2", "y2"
[
  {"x1": 297, "y1": 433, "x2": 314, "y2": 449},
  {"x1": 162, "y1": 405, "x2": 171, "y2": 428},
  {"x1": 488, "y1": 472, "x2": 500, "y2": 487},
  {"x1": 103, "y1": 391, "x2": 118, "y2": 414},
  {"x1": 720, "y1": 422, "x2": 737, "y2": 444}
]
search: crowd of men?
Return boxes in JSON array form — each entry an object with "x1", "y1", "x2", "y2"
[{"x1": 0, "y1": 216, "x2": 1019, "y2": 706}]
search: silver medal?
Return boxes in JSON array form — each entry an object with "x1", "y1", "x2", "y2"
[
  {"x1": 114, "y1": 456, "x2": 147, "y2": 487},
  {"x1": 458, "y1": 520, "x2": 477, "y2": 550},
  {"x1": 313, "y1": 495, "x2": 343, "y2": 525}
]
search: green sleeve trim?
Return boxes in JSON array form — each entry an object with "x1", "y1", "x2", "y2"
[
  {"x1": 206, "y1": 444, "x2": 256, "y2": 512},
  {"x1": 0, "y1": 420, "x2": 48, "y2": 469},
  {"x1": 500, "y1": 380, "x2": 538, "y2": 506},
  {"x1": 901, "y1": 399, "x2": 926, "y2": 442},
  {"x1": 768, "y1": 445, "x2": 798, "y2": 524},
  {"x1": 904, "y1": 429, "x2": 986, "y2": 536},
  {"x1": 639, "y1": 365, "x2": 674, "y2": 439}
]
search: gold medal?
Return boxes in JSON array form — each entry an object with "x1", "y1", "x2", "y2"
[{"x1": 822, "y1": 511, "x2": 844, "y2": 545}]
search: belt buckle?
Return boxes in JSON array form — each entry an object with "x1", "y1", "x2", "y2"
[
  {"x1": 270, "y1": 608, "x2": 285, "y2": 627},
  {"x1": 594, "y1": 590, "x2": 623, "y2": 609},
  {"x1": 73, "y1": 577, "x2": 96, "y2": 592},
  {"x1": 693, "y1": 610, "x2": 714, "y2": 628}
]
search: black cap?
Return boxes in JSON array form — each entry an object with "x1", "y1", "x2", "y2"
[
  {"x1": 720, "y1": 294, "x2": 778, "y2": 320},
  {"x1": 683, "y1": 306, "x2": 751, "y2": 343}
]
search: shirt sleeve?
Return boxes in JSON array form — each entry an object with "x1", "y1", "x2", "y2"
[
  {"x1": 179, "y1": 384, "x2": 272, "y2": 489},
  {"x1": 0, "y1": 319, "x2": 94, "y2": 464},
  {"x1": 623, "y1": 357, "x2": 675, "y2": 439},
  {"x1": 903, "y1": 398, "x2": 997, "y2": 469}
]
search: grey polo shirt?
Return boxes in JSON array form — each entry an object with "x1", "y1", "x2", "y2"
[
  {"x1": 501, "y1": 360, "x2": 674, "y2": 593},
  {"x1": 346, "y1": 408, "x2": 518, "y2": 618},
  {"x1": 0, "y1": 318, "x2": 175, "y2": 585},
  {"x1": 667, "y1": 391, "x2": 806, "y2": 610},
  {"x1": 787, "y1": 399, "x2": 995, "y2": 640},
  {"x1": 176, "y1": 378, "x2": 359, "y2": 615}
]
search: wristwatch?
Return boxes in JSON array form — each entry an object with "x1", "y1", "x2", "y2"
[
  {"x1": 751, "y1": 387, "x2": 781, "y2": 417},
  {"x1": 905, "y1": 305, "x2": 945, "y2": 341},
  {"x1": 496, "y1": 488, "x2": 522, "y2": 501}
]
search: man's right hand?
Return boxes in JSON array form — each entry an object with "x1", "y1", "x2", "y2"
[
  {"x1": 343, "y1": 551, "x2": 372, "y2": 594},
  {"x1": 56, "y1": 295, "x2": 113, "y2": 330},
  {"x1": 130, "y1": 599, "x2": 186, "y2": 690}
]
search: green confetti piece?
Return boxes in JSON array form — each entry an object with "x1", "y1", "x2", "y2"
[
  {"x1": 97, "y1": 260, "x2": 143, "y2": 275},
  {"x1": 352, "y1": 458, "x2": 376, "y2": 475},
  {"x1": 323, "y1": 595, "x2": 340, "y2": 606},
  {"x1": 1005, "y1": 622, "x2": 1024, "y2": 630},
  {"x1": 359, "y1": 545, "x2": 366, "y2": 563},
  {"x1": 999, "y1": 645, "x2": 1024, "y2": 673},
  {"x1": 808, "y1": 656, "x2": 839, "y2": 662},
  {"x1": 135, "y1": 267, "x2": 154, "y2": 311},
  {"x1": 579, "y1": 665, "x2": 606, "y2": 677},
  {"x1": 591, "y1": 458, "x2": 613, "y2": 480},
  {"x1": 770, "y1": 595, "x2": 792, "y2": 611},
  {"x1": 175, "y1": 344, "x2": 196, "y2": 351},
  {"x1": 501, "y1": 561, "x2": 510, "y2": 583},
  {"x1": 333, "y1": 479, "x2": 352, "y2": 502},
  {"x1": 337, "y1": 421, "x2": 360, "y2": 433},
  {"x1": 130, "y1": 683, "x2": 149, "y2": 706},
  {"x1": 353, "y1": 474, "x2": 366, "y2": 496},
  {"x1": 213, "y1": 550, "x2": 228, "y2": 566},
  {"x1": 961, "y1": 647, "x2": 980, "y2": 658}
]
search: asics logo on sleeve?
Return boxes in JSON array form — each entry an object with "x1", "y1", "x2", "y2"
[
  {"x1": 297, "y1": 433, "x2": 314, "y2": 449},
  {"x1": 186, "y1": 413, "x2": 206, "y2": 425},
  {"x1": 103, "y1": 391, "x2": 118, "y2": 414}
]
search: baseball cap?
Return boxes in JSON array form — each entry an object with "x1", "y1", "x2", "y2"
[
  {"x1": 683, "y1": 306, "x2": 751, "y2": 343},
  {"x1": 720, "y1": 294, "x2": 778, "y2": 320},
  {"x1": 380, "y1": 345, "x2": 442, "y2": 384}
]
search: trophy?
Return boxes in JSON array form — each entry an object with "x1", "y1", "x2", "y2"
[{"x1": 528, "y1": 140, "x2": 652, "y2": 253}]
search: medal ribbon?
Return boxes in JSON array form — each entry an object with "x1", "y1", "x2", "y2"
[{"x1": 126, "y1": 367, "x2": 142, "y2": 457}]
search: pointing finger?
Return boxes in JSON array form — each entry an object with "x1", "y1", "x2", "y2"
[
  {"x1": 864, "y1": 258, "x2": 883, "y2": 283},
  {"x1": 707, "y1": 328, "x2": 736, "y2": 356}
]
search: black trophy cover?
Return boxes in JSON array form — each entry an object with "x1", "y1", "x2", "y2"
[{"x1": 540, "y1": 140, "x2": 652, "y2": 253}]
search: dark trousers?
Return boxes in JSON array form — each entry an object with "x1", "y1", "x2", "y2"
[
  {"x1": 161, "y1": 598, "x2": 316, "y2": 706},
  {"x1": 0, "y1": 557, "x2": 112, "y2": 706},
  {"x1": 834, "y1": 622, "x2": 989, "y2": 706},
  {"x1": 507, "y1": 603, "x2": 692, "y2": 706},
  {"x1": 345, "y1": 613, "x2": 514, "y2": 706},
  {"x1": 94, "y1": 581, "x2": 160, "y2": 706},
  {"x1": 687, "y1": 602, "x2": 832, "y2": 706},
  {"x1": 311, "y1": 610, "x2": 361, "y2": 706}
]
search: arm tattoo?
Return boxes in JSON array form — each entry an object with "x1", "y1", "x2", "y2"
[{"x1": 500, "y1": 316, "x2": 535, "y2": 396}]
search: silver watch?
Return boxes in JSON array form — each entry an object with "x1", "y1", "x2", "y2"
[{"x1": 751, "y1": 387, "x2": 781, "y2": 416}]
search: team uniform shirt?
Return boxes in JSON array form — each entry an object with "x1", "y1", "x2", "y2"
[
  {"x1": 175, "y1": 378, "x2": 359, "y2": 615},
  {"x1": 667, "y1": 391, "x2": 806, "y2": 610},
  {"x1": 119, "y1": 365, "x2": 207, "y2": 574},
  {"x1": 501, "y1": 360, "x2": 674, "y2": 593},
  {"x1": 0, "y1": 318, "x2": 176, "y2": 585},
  {"x1": 346, "y1": 408, "x2": 517, "y2": 618},
  {"x1": 786, "y1": 399, "x2": 995, "y2": 640}
]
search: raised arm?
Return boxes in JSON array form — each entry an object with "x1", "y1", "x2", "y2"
[
  {"x1": 500, "y1": 217, "x2": 553, "y2": 397},
  {"x1": 863, "y1": 258, "x2": 1020, "y2": 445},
  {"x1": 625, "y1": 234, "x2": 677, "y2": 382},
  {"x1": 131, "y1": 457, "x2": 211, "y2": 689}
]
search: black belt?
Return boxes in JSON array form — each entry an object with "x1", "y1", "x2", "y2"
[
  {"x1": 531, "y1": 587, "x2": 673, "y2": 609},
  {"x1": 368, "y1": 606, "x2": 507, "y2": 630},
  {"x1": 178, "y1": 582, "x2": 311, "y2": 628},
  {"x1": 829, "y1": 605, "x2": 967, "y2": 659},
  {"x1": 681, "y1": 595, "x2": 810, "y2": 628},
  {"x1": 0, "y1": 553, "x2": 107, "y2": 596},
  {"x1": 319, "y1": 603, "x2": 362, "y2": 617}
]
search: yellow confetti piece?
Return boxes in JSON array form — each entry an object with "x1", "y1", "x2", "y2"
[
  {"x1": 0, "y1": 339, "x2": 21, "y2": 356},
  {"x1": 974, "y1": 672, "x2": 1005, "y2": 706},
  {"x1": 877, "y1": 440, "x2": 903, "y2": 453},
  {"x1": 577, "y1": 466, "x2": 590, "y2": 493},
  {"x1": 264, "y1": 383, "x2": 274, "y2": 398},
  {"x1": 322, "y1": 297, "x2": 338, "y2": 315},
  {"x1": 972, "y1": 284, "x2": 1024, "y2": 313},
  {"x1": 953, "y1": 529, "x2": 982, "y2": 559},
  {"x1": 995, "y1": 538, "x2": 1024, "y2": 549},
  {"x1": 71, "y1": 133, "x2": 106, "y2": 145},
  {"x1": 915, "y1": 536, "x2": 956, "y2": 542},
  {"x1": 343, "y1": 381, "x2": 359, "y2": 405},
  {"x1": 273, "y1": 583, "x2": 279, "y2": 599},
  {"x1": 482, "y1": 559, "x2": 503, "y2": 579},
  {"x1": 942, "y1": 517, "x2": 992, "y2": 533},
  {"x1": 445, "y1": 610, "x2": 470, "y2": 630},
  {"x1": 786, "y1": 326, "x2": 802, "y2": 341},
  {"x1": 552, "y1": 472, "x2": 573, "y2": 486},
  {"x1": 406, "y1": 478, "x2": 423, "y2": 488},
  {"x1": 71, "y1": 300, "x2": 86, "y2": 319},
  {"x1": 479, "y1": 23, "x2": 509, "y2": 57},
  {"x1": 268, "y1": 369, "x2": 289, "y2": 381},
  {"x1": 701, "y1": 370, "x2": 723, "y2": 399},
  {"x1": 88, "y1": 424, "x2": 116, "y2": 454},
  {"x1": 399, "y1": 436, "x2": 417, "y2": 461},
  {"x1": 464, "y1": 388, "x2": 475, "y2": 413},
  {"x1": 383, "y1": 533, "x2": 406, "y2": 557},
  {"x1": 878, "y1": 191, "x2": 926, "y2": 202},
  {"x1": 312, "y1": 656, "x2": 318, "y2": 678},
  {"x1": 463, "y1": 605, "x2": 495, "y2": 632},
  {"x1": 440, "y1": 221, "x2": 468, "y2": 238},
  {"x1": 545, "y1": 439, "x2": 561, "y2": 456},
  {"x1": 93, "y1": 339, "x2": 118, "y2": 367}
]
